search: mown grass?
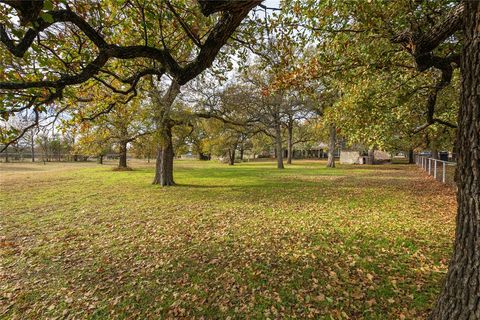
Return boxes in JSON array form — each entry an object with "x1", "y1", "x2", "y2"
[{"x1": 0, "y1": 160, "x2": 456, "y2": 319}]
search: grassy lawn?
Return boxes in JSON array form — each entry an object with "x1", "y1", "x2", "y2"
[{"x1": 0, "y1": 160, "x2": 456, "y2": 319}]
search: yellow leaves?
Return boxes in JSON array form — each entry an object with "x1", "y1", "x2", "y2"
[
  {"x1": 315, "y1": 293, "x2": 326, "y2": 302},
  {"x1": 0, "y1": 161, "x2": 457, "y2": 319},
  {"x1": 366, "y1": 298, "x2": 376, "y2": 307}
]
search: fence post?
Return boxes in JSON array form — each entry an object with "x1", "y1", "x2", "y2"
[
  {"x1": 428, "y1": 159, "x2": 431, "y2": 175},
  {"x1": 434, "y1": 160, "x2": 437, "y2": 179},
  {"x1": 442, "y1": 162, "x2": 446, "y2": 183}
]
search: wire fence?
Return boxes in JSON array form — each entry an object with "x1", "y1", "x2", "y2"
[
  {"x1": 0, "y1": 153, "x2": 120, "y2": 163},
  {"x1": 416, "y1": 155, "x2": 456, "y2": 186}
]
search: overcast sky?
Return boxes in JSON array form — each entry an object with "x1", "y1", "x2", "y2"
[{"x1": 263, "y1": 0, "x2": 281, "y2": 9}]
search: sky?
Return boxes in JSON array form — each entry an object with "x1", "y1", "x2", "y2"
[{"x1": 263, "y1": 0, "x2": 281, "y2": 10}]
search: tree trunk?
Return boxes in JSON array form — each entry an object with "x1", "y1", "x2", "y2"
[
  {"x1": 198, "y1": 152, "x2": 209, "y2": 160},
  {"x1": 152, "y1": 81, "x2": 181, "y2": 186},
  {"x1": 408, "y1": 148, "x2": 414, "y2": 164},
  {"x1": 431, "y1": 147, "x2": 439, "y2": 160},
  {"x1": 98, "y1": 155, "x2": 103, "y2": 165},
  {"x1": 118, "y1": 141, "x2": 128, "y2": 168},
  {"x1": 430, "y1": 2, "x2": 480, "y2": 318},
  {"x1": 31, "y1": 134, "x2": 35, "y2": 162},
  {"x1": 326, "y1": 124, "x2": 336, "y2": 168},
  {"x1": 153, "y1": 125, "x2": 175, "y2": 186},
  {"x1": 287, "y1": 120, "x2": 293, "y2": 165},
  {"x1": 367, "y1": 149, "x2": 375, "y2": 165},
  {"x1": 240, "y1": 147, "x2": 244, "y2": 161},
  {"x1": 228, "y1": 147, "x2": 236, "y2": 165},
  {"x1": 274, "y1": 120, "x2": 284, "y2": 169}
]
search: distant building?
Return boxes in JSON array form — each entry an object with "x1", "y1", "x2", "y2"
[{"x1": 340, "y1": 149, "x2": 391, "y2": 164}]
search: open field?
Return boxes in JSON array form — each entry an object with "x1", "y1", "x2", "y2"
[{"x1": 0, "y1": 160, "x2": 456, "y2": 319}]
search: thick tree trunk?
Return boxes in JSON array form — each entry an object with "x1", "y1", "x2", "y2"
[
  {"x1": 430, "y1": 3, "x2": 480, "y2": 319},
  {"x1": 240, "y1": 147, "x2": 244, "y2": 161},
  {"x1": 287, "y1": 120, "x2": 293, "y2": 165},
  {"x1": 153, "y1": 125, "x2": 175, "y2": 186},
  {"x1": 118, "y1": 141, "x2": 128, "y2": 168},
  {"x1": 408, "y1": 149, "x2": 415, "y2": 164},
  {"x1": 431, "y1": 147, "x2": 439, "y2": 160},
  {"x1": 274, "y1": 120, "x2": 284, "y2": 169},
  {"x1": 98, "y1": 155, "x2": 103, "y2": 165},
  {"x1": 152, "y1": 81, "x2": 181, "y2": 186},
  {"x1": 326, "y1": 124, "x2": 336, "y2": 168}
]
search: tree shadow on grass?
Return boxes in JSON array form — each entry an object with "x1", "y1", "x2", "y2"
[{"x1": 173, "y1": 183, "x2": 229, "y2": 189}]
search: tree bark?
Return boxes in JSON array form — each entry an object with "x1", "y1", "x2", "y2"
[
  {"x1": 198, "y1": 152, "x2": 210, "y2": 160},
  {"x1": 228, "y1": 146, "x2": 236, "y2": 165},
  {"x1": 152, "y1": 81, "x2": 181, "y2": 186},
  {"x1": 431, "y1": 147, "x2": 439, "y2": 160},
  {"x1": 287, "y1": 119, "x2": 293, "y2": 165},
  {"x1": 153, "y1": 124, "x2": 175, "y2": 186},
  {"x1": 408, "y1": 148, "x2": 415, "y2": 164},
  {"x1": 98, "y1": 155, "x2": 103, "y2": 165},
  {"x1": 240, "y1": 147, "x2": 244, "y2": 161},
  {"x1": 326, "y1": 124, "x2": 336, "y2": 168},
  {"x1": 430, "y1": 2, "x2": 480, "y2": 318},
  {"x1": 118, "y1": 141, "x2": 128, "y2": 168},
  {"x1": 30, "y1": 133, "x2": 35, "y2": 162},
  {"x1": 367, "y1": 148, "x2": 375, "y2": 165},
  {"x1": 274, "y1": 119, "x2": 284, "y2": 169}
]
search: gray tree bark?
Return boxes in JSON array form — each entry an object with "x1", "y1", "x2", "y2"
[
  {"x1": 326, "y1": 124, "x2": 336, "y2": 168},
  {"x1": 408, "y1": 149, "x2": 415, "y2": 164},
  {"x1": 287, "y1": 118, "x2": 294, "y2": 164},
  {"x1": 367, "y1": 148, "x2": 375, "y2": 165},
  {"x1": 152, "y1": 81, "x2": 181, "y2": 186},
  {"x1": 118, "y1": 141, "x2": 128, "y2": 168},
  {"x1": 30, "y1": 132, "x2": 35, "y2": 162},
  {"x1": 431, "y1": 147, "x2": 439, "y2": 160},
  {"x1": 274, "y1": 118, "x2": 284, "y2": 169},
  {"x1": 153, "y1": 124, "x2": 175, "y2": 186},
  {"x1": 430, "y1": 2, "x2": 480, "y2": 318},
  {"x1": 228, "y1": 144, "x2": 237, "y2": 165}
]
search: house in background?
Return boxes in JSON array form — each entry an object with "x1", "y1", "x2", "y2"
[{"x1": 340, "y1": 149, "x2": 392, "y2": 164}]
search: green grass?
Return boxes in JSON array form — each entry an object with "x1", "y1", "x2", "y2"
[{"x1": 0, "y1": 160, "x2": 456, "y2": 319}]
